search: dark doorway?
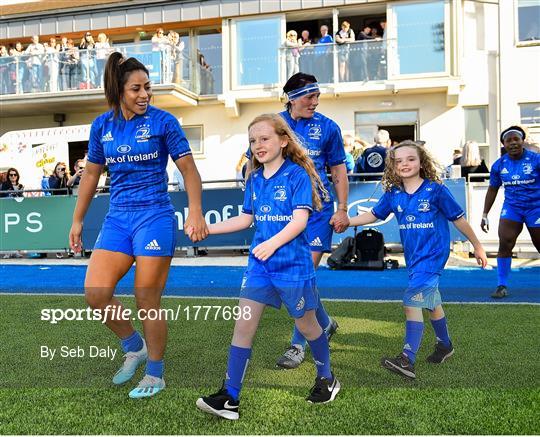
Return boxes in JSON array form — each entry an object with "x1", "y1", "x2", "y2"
[
  {"x1": 379, "y1": 124, "x2": 416, "y2": 145},
  {"x1": 68, "y1": 141, "x2": 88, "y2": 172}
]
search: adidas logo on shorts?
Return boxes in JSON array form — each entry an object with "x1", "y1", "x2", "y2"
[
  {"x1": 310, "y1": 237, "x2": 323, "y2": 247},
  {"x1": 145, "y1": 239, "x2": 161, "y2": 251},
  {"x1": 410, "y1": 292, "x2": 424, "y2": 302},
  {"x1": 296, "y1": 297, "x2": 305, "y2": 311}
]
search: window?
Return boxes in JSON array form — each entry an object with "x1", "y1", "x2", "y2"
[
  {"x1": 520, "y1": 103, "x2": 540, "y2": 125},
  {"x1": 197, "y1": 30, "x2": 222, "y2": 95},
  {"x1": 393, "y1": 1, "x2": 446, "y2": 75},
  {"x1": 517, "y1": 0, "x2": 540, "y2": 42},
  {"x1": 235, "y1": 17, "x2": 281, "y2": 86},
  {"x1": 464, "y1": 106, "x2": 489, "y2": 162},
  {"x1": 464, "y1": 107, "x2": 487, "y2": 144},
  {"x1": 184, "y1": 125, "x2": 203, "y2": 154}
]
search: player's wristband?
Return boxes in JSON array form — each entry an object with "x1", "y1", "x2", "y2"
[
  {"x1": 337, "y1": 203, "x2": 348, "y2": 212},
  {"x1": 482, "y1": 213, "x2": 488, "y2": 219}
]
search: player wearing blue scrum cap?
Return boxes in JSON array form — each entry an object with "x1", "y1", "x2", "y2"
[
  {"x1": 349, "y1": 141, "x2": 487, "y2": 379},
  {"x1": 244, "y1": 72, "x2": 349, "y2": 369},
  {"x1": 196, "y1": 114, "x2": 340, "y2": 420},
  {"x1": 69, "y1": 52, "x2": 208, "y2": 398},
  {"x1": 481, "y1": 126, "x2": 540, "y2": 298}
]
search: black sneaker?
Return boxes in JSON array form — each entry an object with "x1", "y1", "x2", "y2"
[
  {"x1": 196, "y1": 385, "x2": 239, "y2": 420},
  {"x1": 381, "y1": 353, "x2": 416, "y2": 379},
  {"x1": 326, "y1": 318, "x2": 339, "y2": 341},
  {"x1": 306, "y1": 373, "x2": 341, "y2": 403},
  {"x1": 491, "y1": 285, "x2": 508, "y2": 299},
  {"x1": 427, "y1": 341, "x2": 454, "y2": 364}
]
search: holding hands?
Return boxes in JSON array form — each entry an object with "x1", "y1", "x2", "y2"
[{"x1": 185, "y1": 213, "x2": 209, "y2": 243}]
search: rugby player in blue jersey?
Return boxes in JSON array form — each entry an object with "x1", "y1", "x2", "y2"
[
  {"x1": 195, "y1": 113, "x2": 340, "y2": 420},
  {"x1": 481, "y1": 126, "x2": 540, "y2": 298},
  {"x1": 247, "y1": 72, "x2": 349, "y2": 369},
  {"x1": 349, "y1": 141, "x2": 487, "y2": 379},
  {"x1": 69, "y1": 52, "x2": 208, "y2": 398}
]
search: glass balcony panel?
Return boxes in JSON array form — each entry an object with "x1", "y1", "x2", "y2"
[{"x1": 338, "y1": 39, "x2": 387, "y2": 82}]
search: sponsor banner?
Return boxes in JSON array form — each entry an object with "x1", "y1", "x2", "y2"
[
  {"x1": 0, "y1": 196, "x2": 76, "y2": 251},
  {"x1": 1, "y1": 180, "x2": 467, "y2": 252}
]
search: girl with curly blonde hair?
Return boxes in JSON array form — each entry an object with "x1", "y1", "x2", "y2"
[
  {"x1": 381, "y1": 140, "x2": 441, "y2": 191},
  {"x1": 349, "y1": 140, "x2": 487, "y2": 380},
  {"x1": 196, "y1": 113, "x2": 340, "y2": 420}
]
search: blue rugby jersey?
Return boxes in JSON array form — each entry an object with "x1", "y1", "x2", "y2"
[
  {"x1": 242, "y1": 158, "x2": 315, "y2": 280},
  {"x1": 88, "y1": 105, "x2": 192, "y2": 210},
  {"x1": 247, "y1": 111, "x2": 346, "y2": 203},
  {"x1": 489, "y1": 149, "x2": 540, "y2": 210},
  {"x1": 372, "y1": 180, "x2": 464, "y2": 275}
]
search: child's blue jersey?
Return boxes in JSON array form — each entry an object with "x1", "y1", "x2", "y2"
[
  {"x1": 242, "y1": 158, "x2": 315, "y2": 281},
  {"x1": 88, "y1": 105, "x2": 192, "y2": 211},
  {"x1": 246, "y1": 111, "x2": 346, "y2": 203},
  {"x1": 489, "y1": 149, "x2": 540, "y2": 210},
  {"x1": 372, "y1": 180, "x2": 464, "y2": 275}
]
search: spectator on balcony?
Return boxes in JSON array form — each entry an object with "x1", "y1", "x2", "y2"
[
  {"x1": 24, "y1": 35, "x2": 45, "y2": 92},
  {"x1": 335, "y1": 21, "x2": 355, "y2": 82},
  {"x1": 459, "y1": 141, "x2": 489, "y2": 182},
  {"x1": 13, "y1": 41, "x2": 28, "y2": 93},
  {"x1": 0, "y1": 168, "x2": 24, "y2": 198},
  {"x1": 298, "y1": 30, "x2": 313, "y2": 73},
  {"x1": 49, "y1": 162, "x2": 70, "y2": 195},
  {"x1": 378, "y1": 19, "x2": 388, "y2": 79},
  {"x1": 45, "y1": 37, "x2": 60, "y2": 92},
  {"x1": 0, "y1": 46, "x2": 10, "y2": 95},
  {"x1": 354, "y1": 129, "x2": 392, "y2": 180},
  {"x1": 7, "y1": 47, "x2": 17, "y2": 94},
  {"x1": 168, "y1": 31, "x2": 185, "y2": 84},
  {"x1": 152, "y1": 28, "x2": 169, "y2": 83},
  {"x1": 369, "y1": 24, "x2": 385, "y2": 80},
  {"x1": 95, "y1": 33, "x2": 111, "y2": 87},
  {"x1": 355, "y1": 25, "x2": 373, "y2": 81},
  {"x1": 80, "y1": 32, "x2": 97, "y2": 88},
  {"x1": 58, "y1": 37, "x2": 70, "y2": 91},
  {"x1": 315, "y1": 25, "x2": 333, "y2": 83},
  {"x1": 152, "y1": 28, "x2": 169, "y2": 51},
  {"x1": 284, "y1": 30, "x2": 302, "y2": 79},
  {"x1": 198, "y1": 49, "x2": 214, "y2": 94},
  {"x1": 66, "y1": 39, "x2": 80, "y2": 90}
]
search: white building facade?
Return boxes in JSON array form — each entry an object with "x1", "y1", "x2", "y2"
[{"x1": 1, "y1": 0, "x2": 539, "y2": 184}]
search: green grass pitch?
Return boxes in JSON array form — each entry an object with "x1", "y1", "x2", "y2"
[{"x1": 0, "y1": 294, "x2": 538, "y2": 435}]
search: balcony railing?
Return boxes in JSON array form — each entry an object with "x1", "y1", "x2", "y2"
[
  {"x1": 0, "y1": 41, "x2": 222, "y2": 97},
  {"x1": 280, "y1": 39, "x2": 389, "y2": 85}
]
